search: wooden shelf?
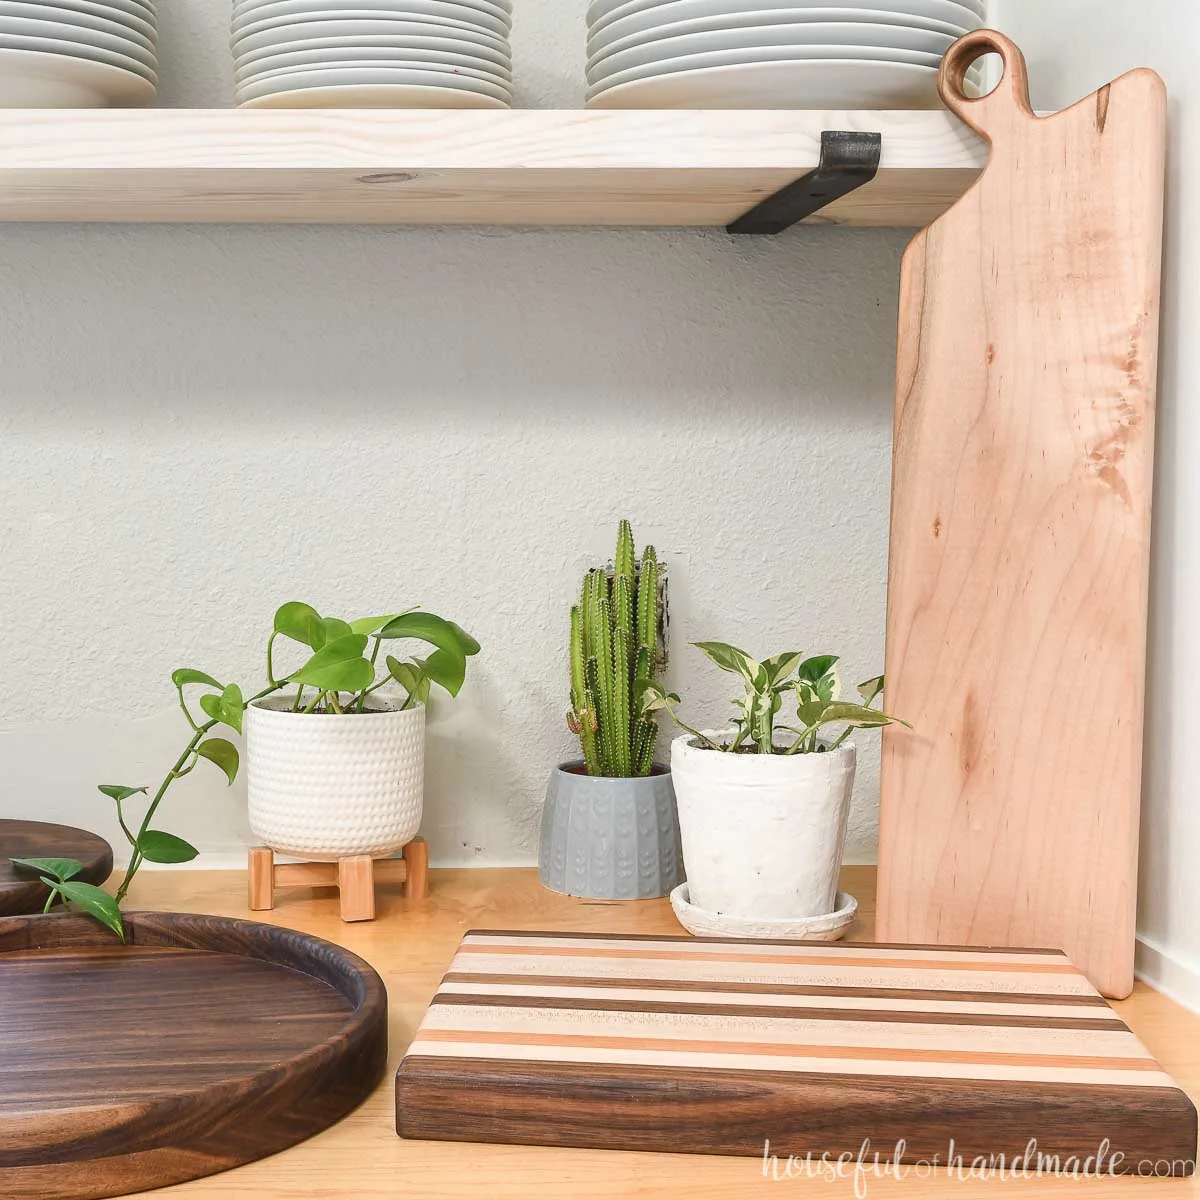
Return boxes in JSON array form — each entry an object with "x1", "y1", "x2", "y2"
[{"x1": 0, "y1": 109, "x2": 984, "y2": 227}]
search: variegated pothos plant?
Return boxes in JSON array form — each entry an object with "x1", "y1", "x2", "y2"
[{"x1": 640, "y1": 643, "x2": 908, "y2": 755}]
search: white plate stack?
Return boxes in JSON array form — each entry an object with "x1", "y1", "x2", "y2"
[
  {"x1": 585, "y1": 0, "x2": 986, "y2": 109},
  {"x1": 231, "y1": 0, "x2": 513, "y2": 108},
  {"x1": 0, "y1": 0, "x2": 157, "y2": 107}
]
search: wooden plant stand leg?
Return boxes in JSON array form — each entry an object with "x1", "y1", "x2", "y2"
[
  {"x1": 337, "y1": 856, "x2": 375, "y2": 923},
  {"x1": 248, "y1": 846, "x2": 275, "y2": 911},
  {"x1": 402, "y1": 836, "x2": 428, "y2": 900},
  {"x1": 247, "y1": 837, "x2": 429, "y2": 922}
]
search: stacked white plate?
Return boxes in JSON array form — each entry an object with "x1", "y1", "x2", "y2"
[
  {"x1": 231, "y1": 0, "x2": 513, "y2": 108},
  {"x1": 585, "y1": 0, "x2": 986, "y2": 109},
  {"x1": 0, "y1": 0, "x2": 157, "y2": 107}
]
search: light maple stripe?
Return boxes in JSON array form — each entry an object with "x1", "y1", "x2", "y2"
[
  {"x1": 450, "y1": 953, "x2": 1099, "y2": 996},
  {"x1": 404, "y1": 1038, "x2": 1176, "y2": 1089},
  {"x1": 455, "y1": 942, "x2": 1080, "y2": 973},
  {"x1": 460, "y1": 933, "x2": 1070, "y2": 966},
  {"x1": 414, "y1": 1026, "x2": 1156, "y2": 1070},
  {"x1": 433, "y1": 980, "x2": 1119, "y2": 1021},
  {"x1": 419, "y1": 1003, "x2": 1148, "y2": 1060}
]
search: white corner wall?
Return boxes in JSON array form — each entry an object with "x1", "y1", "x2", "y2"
[
  {"x1": 0, "y1": 1, "x2": 908, "y2": 869},
  {"x1": 993, "y1": 0, "x2": 1200, "y2": 1010}
]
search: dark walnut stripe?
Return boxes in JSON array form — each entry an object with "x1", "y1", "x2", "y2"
[
  {"x1": 429, "y1": 992, "x2": 1127, "y2": 1031},
  {"x1": 0, "y1": 821, "x2": 113, "y2": 917},
  {"x1": 396, "y1": 1056, "x2": 1197, "y2": 1175},
  {"x1": 441, "y1": 972, "x2": 1111, "y2": 1007},
  {"x1": 461, "y1": 930, "x2": 1071, "y2": 955},
  {"x1": 0, "y1": 910, "x2": 388, "y2": 1200}
]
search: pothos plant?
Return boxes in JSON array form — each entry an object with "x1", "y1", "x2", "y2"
[
  {"x1": 640, "y1": 642, "x2": 908, "y2": 754},
  {"x1": 13, "y1": 601, "x2": 479, "y2": 940}
]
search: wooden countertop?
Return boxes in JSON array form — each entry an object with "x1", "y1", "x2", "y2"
[{"x1": 118, "y1": 865, "x2": 1199, "y2": 1198}]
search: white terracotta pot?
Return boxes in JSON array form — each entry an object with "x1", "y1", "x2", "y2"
[
  {"x1": 670, "y1": 733, "x2": 856, "y2": 920},
  {"x1": 245, "y1": 697, "x2": 424, "y2": 859}
]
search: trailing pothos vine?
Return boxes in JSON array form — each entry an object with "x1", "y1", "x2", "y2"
[{"x1": 13, "y1": 600, "x2": 478, "y2": 939}]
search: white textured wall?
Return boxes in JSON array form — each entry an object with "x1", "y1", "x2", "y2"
[
  {"x1": 0, "y1": 1, "x2": 906, "y2": 869},
  {"x1": 995, "y1": 0, "x2": 1200, "y2": 1010}
]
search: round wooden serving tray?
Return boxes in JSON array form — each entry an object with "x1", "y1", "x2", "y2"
[
  {"x1": 0, "y1": 819, "x2": 114, "y2": 916},
  {"x1": 0, "y1": 910, "x2": 388, "y2": 1200}
]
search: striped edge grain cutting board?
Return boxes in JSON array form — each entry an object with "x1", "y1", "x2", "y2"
[{"x1": 396, "y1": 931, "x2": 1197, "y2": 1174}]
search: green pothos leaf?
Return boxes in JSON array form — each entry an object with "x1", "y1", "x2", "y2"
[
  {"x1": 692, "y1": 641, "x2": 758, "y2": 681},
  {"x1": 9, "y1": 856, "x2": 84, "y2": 883},
  {"x1": 98, "y1": 784, "x2": 148, "y2": 803},
  {"x1": 171, "y1": 667, "x2": 223, "y2": 690},
  {"x1": 57, "y1": 881, "x2": 125, "y2": 941},
  {"x1": 137, "y1": 830, "x2": 200, "y2": 864},
  {"x1": 196, "y1": 737, "x2": 239, "y2": 785},
  {"x1": 199, "y1": 683, "x2": 245, "y2": 735}
]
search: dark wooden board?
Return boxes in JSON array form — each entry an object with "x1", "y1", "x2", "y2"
[
  {"x1": 396, "y1": 930, "x2": 1197, "y2": 1173},
  {"x1": 0, "y1": 820, "x2": 113, "y2": 916},
  {"x1": 0, "y1": 910, "x2": 388, "y2": 1200}
]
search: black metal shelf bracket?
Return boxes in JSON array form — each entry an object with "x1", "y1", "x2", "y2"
[{"x1": 726, "y1": 130, "x2": 882, "y2": 235}]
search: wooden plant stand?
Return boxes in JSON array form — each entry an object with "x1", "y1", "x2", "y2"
[{"x1": 248, "y1": 837, "x2": 428, "y2": 923}]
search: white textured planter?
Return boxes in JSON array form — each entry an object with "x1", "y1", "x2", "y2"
[
  {"x1": 671, "y1": 733, "x2": 856, "y2": 921},
  {"x1": 245, "y1": 698, "x2": 424, "y2": 860}
]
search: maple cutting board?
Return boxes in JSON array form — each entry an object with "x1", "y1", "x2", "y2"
[
  {"x1": 396, "y1": 930, "x2": 1196, "y2": 1171},
  {"x1": 877, "y1": 32, "x2": 1167, "y2": 999}
]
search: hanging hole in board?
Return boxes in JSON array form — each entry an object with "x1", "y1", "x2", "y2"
[
  {"x1": 942, "y1": 34, "x2": 1006, "y2": 103},
  {"x1": 967, "y1": 51, "x2": 1005, "y2": 98}
]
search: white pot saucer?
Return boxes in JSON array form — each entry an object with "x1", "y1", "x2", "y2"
[{"x1": 669, "y1": 882, "x2": 858, "y2": 941}]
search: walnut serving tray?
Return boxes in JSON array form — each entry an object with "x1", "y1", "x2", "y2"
[
  {"x1": 0, "y1": 910, "x2": 388, "y2": 1200},
  {"x1": 396, "y1": 930, "x2": 1196, "y2": 1173},
  {"x1": 0, "y1": 820, "x2": 113, "y2": 916}
]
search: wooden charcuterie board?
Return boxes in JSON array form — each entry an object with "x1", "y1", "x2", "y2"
[
  {"x1": 0, "y1": 910, "x2": 388, "y2": 1200},
  {"x1": 877, "y1": 32, "x2": 1167, "y2": 998},
  {"x1": 0, "y1": 820, "x2": 113, "y2": 916},
  {"x1": 395, "y1": 930, "x2": 1196, "y2": 1171}
]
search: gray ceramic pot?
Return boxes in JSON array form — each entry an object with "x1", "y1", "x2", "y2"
[{"x1": 538, "y1": 762, "x2": 684, "y2": 900}]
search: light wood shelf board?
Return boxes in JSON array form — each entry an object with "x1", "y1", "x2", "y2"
[{"x1": 0, "y1": 108, "x2": 984, "y2": 226}]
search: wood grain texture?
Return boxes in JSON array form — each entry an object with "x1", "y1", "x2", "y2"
[
  {"x1": 248, "y1": 845, "x2": 422, "y2": 922},
  {"x1": 396, "y1": 930, "x2": 1195, "y2": 1170},
  {"x1": 92, "y1": 866, "x2": 1200, "y2": 1199},
  {"x1": 399, "y1": 1059, "x2": 1189, "y2": 1168},
  {"x1": 0, "y1": 910, "x2": 388, "y2": 1200},
  {"x1": 0, "y1": 109, "x2": 983, "y2": 227},
  {"x1": 339, "y1": 856, "x2": 376, "y2": 923},
  {"x1": 0, "y1": 820, "x2": 113, "y2": 917},
  {"x1": 247, "y1": 845, "x2": 274, "y2": 910},
  {"x1": 403, "y1": 836, "x2": 429, "y2": 901},
  {"x1": 878, "y1": 32, "x2": 1168, "y2": 999}
]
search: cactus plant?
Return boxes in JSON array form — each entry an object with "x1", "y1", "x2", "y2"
[{"x1": 567, "y1": 520, "x2": 665, "y2": 778}]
